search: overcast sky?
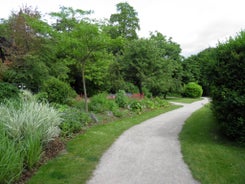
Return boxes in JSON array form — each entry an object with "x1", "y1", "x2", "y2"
[{"x1": 0, "y1": 0, "x2": 244, "y2": 57}]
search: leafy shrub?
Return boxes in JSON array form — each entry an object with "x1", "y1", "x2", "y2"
[
  {"x1": 89, "y1": 93, "x2": 119, "y2": 113},
  {"x1": 0, "y1": 82, "x2": 20, "y2": 101},
  {"x1": 141, "y1": 99, "x2": 155, "y2": 109},
  {"x1": 60, "y1": 108, "x2": 91, "y2": 136},
  {"x1": 115, "y1": 90, "x2": 128, "y2": 108},
  {"x1": 129, "y1": 100, "x2": 143, "y2": 114},
  {"x1": 0, "y1": 125, "x2": 23, "y2": 183},
  {"x1": 34, "y1": 92, "x2": 49, "y2": 102},
  {"x1": 124, "y1": 82, "x2": 139, "y2": 93},
  {"x1": 151, "y1": 97, "x2": 169, "y2": 108},
  {"x1": 41, "y1": 77, "x2": 77, "y2": 104},
  {"x1": 183, "y1": 82, "x2": 203, "y2": 98},
  {"x1": 211, "y1": 32, "x2": 245, "y2": 142},
  {"x1": 112, "y1": 109, "x2": 124, "y2": 117}
]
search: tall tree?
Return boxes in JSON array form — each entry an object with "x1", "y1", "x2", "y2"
[
  {"x1": 121, "y1": 38, "x2": 162, "y2": 95},
  {"x1": 148, "y1": 32, "x2": 183, "y2": 97},
  {"x1": 110, "y1": 2, "x2": 140, "y2": 40},
  {"x1": 51, "y1": 7, "x2": 110, "y2": 112}
]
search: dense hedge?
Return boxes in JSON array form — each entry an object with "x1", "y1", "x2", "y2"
[
  {"x1": 211, "y1": 31, "x2": 245, "y2": 142},
  {"x1": 183, "y1": 82, "x2": 203, "y2": 98},
  {"x1": 0, "y1": 82, "x2": 19, "y2": 101}
]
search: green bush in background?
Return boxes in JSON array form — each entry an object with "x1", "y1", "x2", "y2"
[
  {"x1": 183, "y1": 82, "x2": 203, "y2": 98},
  {"x1": 0, "y1": 82, "x2": 20, "y2": 101},
  {"x1": 41, "y1": 77, "x2": 76, "y2": 104}
]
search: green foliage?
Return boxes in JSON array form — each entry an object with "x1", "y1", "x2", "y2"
[
  {"x1": 34, "y1": 91, "x2": 49, "y2": 102},
  {"x1": 110, "y1": 2, "x2": 140, "y2": 40},
  {"x1": 129, "y1": 100, "x2": 143, "y2": 113},
  {"x1": 211, "y1": 31, "x2": 245, "y2": 143},
  {"x1": 0, "y1": 97, "x2": 62, "y2": 144},
  {"x1": 183, "y1": 82, "x2": 203, "y2": 98},
  {"x1": 60, "y1": 108, "x2": 91, "y2": 136},
  {"x1": 42, "y1": 77, "x2": 76, "y2": 104},
  {"x1": 0, "y1": 94, "x2": 62, "y2": 182},
  {"x1": 152, "y1": 97, "x2": 169, "y2": 108},
  {"x1": 0, "y1": 82, "x2": 20, "y2": 101},
  {"x1": 23, "y1": 133, "x2": 42, "y2": 169},
  {"x1": 0, "y1": 125, "x2": 23, "y2": 183},
  {"x1": 89, "y1": 93, "x2": 119, "y2": 113},
  {"x1": 182, "y1": 48, "x2": 217, "y2": 96},
  {"x1": 115, "y1": 90, "x2": 128, "y2": 108}
]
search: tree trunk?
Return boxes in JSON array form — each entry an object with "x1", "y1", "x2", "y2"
[
  {"x1": 137, "y1": 81, "x2": 143, "y2": 96},
  {"x1": 82, "y1": 62, "x2": 88, "y2": 112}
]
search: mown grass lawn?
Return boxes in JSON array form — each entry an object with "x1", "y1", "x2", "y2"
[
  {"x1": 166, "y1": 96, "x2": 203, "y2": 103},
  {"x1": 27, "y1": 105, "x2": 180, "y2": 184},
  {"x1": 179, "y1": 104, "x2": 245, "y2": 184}
]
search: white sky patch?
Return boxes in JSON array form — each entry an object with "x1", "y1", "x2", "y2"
[{"x1": 0, "y1": 0, "x2": 245, "y2": 57}]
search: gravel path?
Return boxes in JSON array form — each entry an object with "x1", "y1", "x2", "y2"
[{"x1": 87, "y1": 98, "x2": 209, "y2": 184}]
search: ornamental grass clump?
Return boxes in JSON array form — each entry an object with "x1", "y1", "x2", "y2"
[
  {"x1": 0, "y1": 91, "x2": 63, "y2": 182},
  {"x1": 0, "y1": 97, "x2": 62, "y2": 143}
]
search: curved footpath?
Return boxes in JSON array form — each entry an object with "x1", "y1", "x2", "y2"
[{"x1": 87, "y1": 98, "x2": 210, "y2": 184}]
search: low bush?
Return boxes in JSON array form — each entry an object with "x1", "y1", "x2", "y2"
[
  {"x1": 0, "y1": 82, "x2": 20, "y2": 101},
  {"x1": 141, "y1": 99, "x2": 155, "y2": 109},
  {"x1": 115, "y1": 90, "x2": 128, "y2": 108},
  {"x1": 152, "y1": 97, "x2": 169, "y2": 108},
  {"x1": 129, "y1": 100, "x2": 143, "y2": 114},
  {"x1": 41, "y1": 77, "x2": 77, "y2": 104},
  {"x1": 183, "y1": 82, "x2": 203, "y2": 98},
  {"x1": 34, "y1": 92, "x2": 49, "y2": 102},
  {"x1": 60, "y1": 108, "x2": 91, "y2": 136},
  {"x1": 89, "y1": 93, "x2": 119, "y2": 113}
]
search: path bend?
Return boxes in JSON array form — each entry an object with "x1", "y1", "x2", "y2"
[{"x1": 87, "y1": 98, "x2": 209, "y2": 184}]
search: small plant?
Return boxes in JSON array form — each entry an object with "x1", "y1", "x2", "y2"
[
  {"x1": 153, "y1": 97, "x2": 169, "y2": 108},
  {"x1": 129, "y1": 100, "x2": 143, "y2": 114},
  {"x1": 183, "y1": 82, "x2": 203, "y2": 98},
  {"x1": 141, "y1": 99, "x2": 155, "y2": 109},
  {"x1": 60, "y1": 108, "x2": 91, "y2": 136},
  {"x1": 115, "y1": 90, "x2": 128, "y2": 108},
  {"x1": 34, "y1": 91, "x2": 49, "y2": 102},
  {"x1": 89, "y1": 93, "x2": 119, "y2": 113}
]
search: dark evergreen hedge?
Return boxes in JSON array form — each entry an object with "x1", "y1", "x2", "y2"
[{"x1": 211, "y1": 31, "x2": 245, "y2": 142}]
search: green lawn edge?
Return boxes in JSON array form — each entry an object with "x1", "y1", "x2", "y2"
[
  {"x1": 179, "y1": 104, "x2": 245, "y2": 184},
  {"x1": 28, "y1": 105, "x2": 180, "y2": 184},
  {"x1": 166, "y1": 97, "x2": 203, "y2": 103}
]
